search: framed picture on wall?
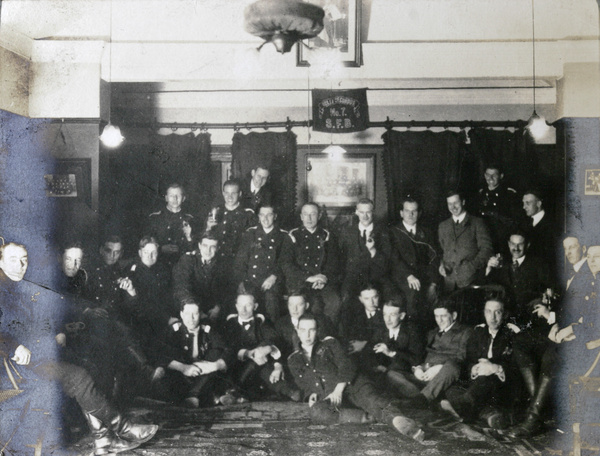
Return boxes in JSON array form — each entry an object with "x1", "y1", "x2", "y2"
[
  {"x1": 297, "y1": 0, "x2": 362, "y2": 67},
  {"x1": 584, "y1": 168, "x2": 600, "y2": 195},
  {"x1": 306, "y1": 153, "x2": 374, "y2": 210},
  {"x1": 44, "y1": 158, "x2": 92, "y2": 207}
]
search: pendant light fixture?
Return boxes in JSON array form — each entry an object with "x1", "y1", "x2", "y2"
[
  {"x1": 525, "y1": 0, "x2": 549, "y2": 141},
  {"x1": 100, "y1": 0, "x2": 124, "y2": 148}
]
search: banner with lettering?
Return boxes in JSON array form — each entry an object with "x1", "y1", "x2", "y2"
[{"x1": 312, "y1": 88, "x2": 370, "y2": 133}]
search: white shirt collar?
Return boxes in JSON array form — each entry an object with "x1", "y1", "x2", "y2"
[
  {"x1": 574, "y1": 257, "x2": 587, "y2": 273},
  {"x1": 402, "y1": 221, "x2": 417, "y2": 234},
  {"x1": 291, "y1": 317, "x2": 299, "y2": 328},
  {"x1": 250, "y1": 181, "x2": 259, "y2": 194},
  {"x1": 365, "y1": 309, "x2": 377, "y2": 319},
  {"x1": 531, "y1": 210, "x2": 545, "y2": 227},
  {"x1": 389, "y1": 326, "x2": 400, "y2": 339},
  {"x1": 359, "y1": 223, "x2": 373, "y2": 235},
  {"x1": 238, "y1": 316, "x2": 254, "y2": 325},
  {"x1": 513, "y1": 255, "x2": 526, "y2": 266},
  {"x1": 452, "y1": 212, "x2": 467, "y2": 224},
  {"x1": 440, "y1": 321, "x2": 456, "y2": 333}
]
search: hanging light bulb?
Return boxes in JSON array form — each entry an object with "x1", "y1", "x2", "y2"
[
  {"x1": 100, "y1": 0, "x2": 124, "y2": 148},
  {"x1": 323, "y1": 144, "x2": 346, "y2": 161},
  {"x1": 100, "y1": 123, "x2": 124, "y2": 148},
  {"x1": 525, "y1": 0, "x2": 550, "y2": 142}
]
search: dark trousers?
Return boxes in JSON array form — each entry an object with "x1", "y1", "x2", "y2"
[{"x1": 305, "y1": 284, "x2": 342, "y2": 326}]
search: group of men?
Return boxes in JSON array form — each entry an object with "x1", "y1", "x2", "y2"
[{"x1": 1, "y1": 162, "x2": 596, "y2": 453}]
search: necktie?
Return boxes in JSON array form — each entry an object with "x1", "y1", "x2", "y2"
[
  {"x1": 191, "y1": 332, "x2": 199, "y2": 359},
  {"x1": 361, "y1": 230, "x2": 367, "y2": 242},
  {"x1": 455, "y1": 219, "x2": 460, "y2": 226},
  {"x1": 512, "y1": 260, "x2": 519, "y2": 272}
]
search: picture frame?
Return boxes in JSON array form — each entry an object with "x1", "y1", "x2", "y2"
[
  {"x1": 306, "y1": 153, "x2": 375, "y2": 211},
  {"x1": 584, "y1": 168, "x2": 600, "y2": 195},
  {"x1": 44, "y1": 158, "x2": 92, "y2": 208},
  {"x1": 297, "y1": 0, "x2": 362, "y2": 68}
]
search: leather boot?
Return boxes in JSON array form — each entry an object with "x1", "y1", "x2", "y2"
[
  {"x1": 520, "y1": 367, "x2": 536, "y2": 398},
  {"x1": 83, "y1": 412, "x2": 141, "y2": 455},
  {"x1": 506, "y1": 375, "x2": 551, "y2": 438},
  {"x1": 110, "y1": 414, "x2": 159, "y2": 445}
]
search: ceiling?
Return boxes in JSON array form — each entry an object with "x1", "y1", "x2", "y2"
[{"x1": 1, "y1": 0, "x2": 599, "y2": 139}]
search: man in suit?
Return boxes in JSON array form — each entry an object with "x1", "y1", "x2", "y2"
[
  {"x1": 383, "y1": 301, "x2": 472, "y2": 406},
  {"x1": 440, "y1": 298, "x2": 518, "y2": 429},
  {"x1": 367, "y1": 300, "x2": 425, "y2": 391},
  {"x1": 281, "y1": 202, "x2": 342, "y2": 325},
  {"x1": 389, "y1": 196, "x2": 440, "y2": 324},
  {"x1": 338, "y1": 198, "x2": 395, "y2": 303},
  {"x1": 241, "y1": 164, "x2": 273, "y2": 212},
  {"x1": 521, "y1": 189, "x2": 556, "y2": 269},
  {"x1": 563, "y1": 235, "x2": 589, "y2": 291},
  {"x1": 172, "y1": 232, "x2": 226, "y2": 321},
  {"x1": 438, "y1": 190, "x2": 493, "y2": 293},
  {"x1": 234, "y1": 204, "x2": 291, "y2": 321}
]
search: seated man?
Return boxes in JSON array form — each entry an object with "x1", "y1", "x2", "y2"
[
  {"x1": 367, "y1": 299, "x2": 425, "y2": 390},
  {"x1": 340, "y1": 283, "x2": 387, "y2": 359},
  {"x1": 147, "y1": 183, "x2": 195, "y2": 268},
  {"x1": 0, "y1": 241, "x2": 158, "y2": 456},
  {"x1": 274, "y1": 291, "x2": 336, "y2": 360},
  {"x1": 172, "y1": 232, "x2": 226, "y2": 321},
  {"x1": 440, "y1": 298, "x2": 518, "y2": 429},
  {"x1": 281, "y1": 202, "x2": 342, "y2": 325},
  {"x1": 224, "y1": 290, "x2": 301, "y2": 401},
  {"x1": 288, "y1": 313, "x2": 425, "y2": 442},
  {"x1": 160, "y1": 300, "x2": 234, "y2": 408},
  {"x1": 234, "y1": 204, "x2": 291, "y2": 321},
  {"x1": 385, "y1": 301, "x2": 472, "y2": 406}
]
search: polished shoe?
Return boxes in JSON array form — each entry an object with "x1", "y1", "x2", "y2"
[
  {"x1": 479, "y1": 408, "x2": 508, "y2": 430},
  {"x1": 391, "y1": 416, "x2": 425, "y2": 443},
  {"x1": 84, "y1": 412, "x2": 142, "y2": 455},
  {"x1": 110, "y1": 415, "x2": 159, "y2": 446},
  {"x1": 504, "y1": 412, "x2": 542, "y2": 438},
  {"x1": 440, "y1": 399, "x2": 463, "y2": 421}
]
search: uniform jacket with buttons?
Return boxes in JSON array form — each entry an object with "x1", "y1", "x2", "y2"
[
  {"x1": 147, "y1": 208, "x2": 195, "y2": 253},
  {"x1": 281, "y1": 226, "x2": 341, "y2": 292},
  {"x1": 274, "y1": 314, "x2": 336, "y2": 359},
  {"x1": 561, "y1": 268, "x2": 600, "y2": 343},
  {"x1": 476, "y1": 184, "x2": 519, "y2": 222},
  {"x1": 85, "y1": 261, "x2": 136, "y2": 313},
  {"x1": 288, "y1": 337, "x2": 357, "y2": 399},
  {"x1": 438, "y1": 213, "x2": 493, "y2": 289},
  {"x1": 172, "y1": 252, "x2": 225, "y2": 313},
  {"x1": 234, "y1": 225, "x2": 291, "y2": 288},
  {"x1": 211, "y1": 204, "x2": 256, "y2": 264},
  {"x1": 241, "y1": 180, "x2": 273, "y2": 212}
]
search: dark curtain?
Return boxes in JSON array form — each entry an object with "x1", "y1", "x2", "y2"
[
  {"x1": 231, "y1": 131, "x2": 298, "y2": 229},
  {"x1": 468, "y1": 128, "x2": 537, "y2": 196},
  {"x1": 102, "y1": 132, "x2": 213, "y2": 252},
  {"x1": 382, "y1": 130, "x2": 465, "y2": 226}
]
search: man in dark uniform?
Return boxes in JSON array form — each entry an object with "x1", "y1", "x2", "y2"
[
  {"x1": 241, "y1": 164, "x2": 273, "y2": 212},
  {"x1": 172, "y1": 232, "x2": 226, "y2": 321},
  {"x1": 288, "y1": 313, "x2": 425, "y2": 442},
  {"x1": 147, "y1": 183, "x2": 195, "y2": 267},
  {"x1": 563, "y1": 235, "x2": 589, "y2": 291},
  {"x1": 206, "y1": 179, "x2": 256, "y2": 301},
  {"x1": 338, "y1": 198, "x2": 395, "y2": 303},
  {"x1": 281, "y1": 202, "x2": 342, "y2": 325},
  {"x1": 475, "y1": 164, "x2": 520, "y2": 252},
  {"x1": 234, "y1": 204, "x2": 291, "y2": 321},
  {"x1": 441, "y1": 298, "x2": 518, "y2": 429},
  {"x1": 389, "y1": 196, "x2": 440, "y2": 325}
]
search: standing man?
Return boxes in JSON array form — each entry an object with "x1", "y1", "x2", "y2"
[
  {"x1": 147, "y1": 183, "x2": 195, "y2": 267},
  {"x1": 234, "y1": 204, "x2": 291, "y2": 321},
  {"x1": 281, "y1": 202, "x2": 342, "y2": 325},
  {"x1": 389, "y1": 196, "x2": 440, "y2": 324},
  {"x1": 521, "y1": 189, "x2": 556, "y2": 268},
  {"x1": 241, "y1": 164, "x2": 272, "y2": 212},
  {"x1": 475, "y1": 164, "x2": 520, "y2": 253},
  {"x1": 338, "y1": 198, "x2": 394, "y2": 303},
  {"x1": 438, "y1": 190, "x2": 493, "y2": 293},
  {"x1": 206, "y1": 179, "x2": 256, "y2": 275}
]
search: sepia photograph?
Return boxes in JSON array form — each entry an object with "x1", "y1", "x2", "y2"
[{"x1": 1, "y1": 1, "x2": 600, "y2": 455}]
